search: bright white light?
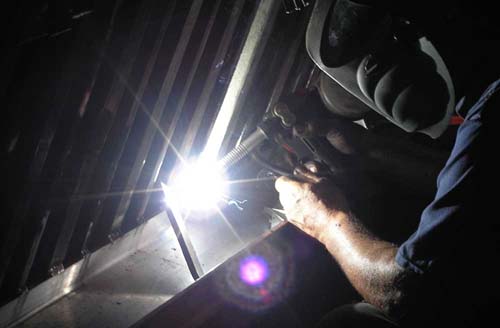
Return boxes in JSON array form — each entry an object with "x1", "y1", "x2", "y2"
[{"x1": 162, "y1": 159, "x2": 227, "y2": 213}]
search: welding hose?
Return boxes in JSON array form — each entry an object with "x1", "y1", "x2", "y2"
[
  {"x1": 218, "y1": 115, "x2": 285, "y2": 170},
  {"x1": 218, "y1": 128, "x2": 293, "y2": 177}
]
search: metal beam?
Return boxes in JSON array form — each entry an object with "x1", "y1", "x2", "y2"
[{"x1": 203, "y1": 0, "x2": 281, "y2": 160}]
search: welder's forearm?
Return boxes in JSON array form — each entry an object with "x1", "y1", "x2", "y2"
[{"x1": 320, "y1": 212, "x2": 404, "y2": 313}]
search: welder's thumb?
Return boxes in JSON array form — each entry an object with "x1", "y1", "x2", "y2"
[{"x1": 293, "y1": 164, "x2": 323, "y2": 183}]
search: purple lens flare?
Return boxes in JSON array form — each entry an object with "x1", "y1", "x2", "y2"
[
  {"x1": 239, "y1": 256, "x2": 269, "y2": 286},
  {"x1": 217, "y1": 245, "x2": 295, "y2": 312}
]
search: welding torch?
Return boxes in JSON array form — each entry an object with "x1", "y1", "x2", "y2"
[
  {"x1": 217, "y1": 103, "x2": 298, "y2": 175},
  {"x1": 218, "y1": 102, "x2": 341, "y2": 177}
]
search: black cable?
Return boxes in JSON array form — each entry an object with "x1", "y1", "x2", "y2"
[{"x1": 251, "y1": 149, "x2": 294, "y2": 177}]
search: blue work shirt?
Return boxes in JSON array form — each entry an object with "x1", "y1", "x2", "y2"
[{"x1": 395, "y1": 79, "x2": 500, "y2": 325}]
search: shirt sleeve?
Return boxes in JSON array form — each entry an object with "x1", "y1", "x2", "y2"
[{"x1": 396, "y1": 79, "x2": 500, "y2": 274}]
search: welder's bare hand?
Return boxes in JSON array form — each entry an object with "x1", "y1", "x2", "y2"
[{"x1": 274, "y1": 164, "x2": 350, "y2": 243}]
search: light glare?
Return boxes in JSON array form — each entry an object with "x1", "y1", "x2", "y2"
[
  {"x1": 162, "y1": 159, "x2": 227, "y2": 212},
  {"x1": 239, "y1": 256, "x2": 269, "y2": 286}
]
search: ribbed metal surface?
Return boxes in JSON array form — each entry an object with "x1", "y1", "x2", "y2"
[{"x1": 1, "y1": 0, "x2": 259, "y2": 307}]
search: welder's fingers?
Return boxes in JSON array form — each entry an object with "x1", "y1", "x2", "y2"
[
  {"x1": 275, "y1": 176, "x2": 304, "y2": 211},
  {"x1": 293, "y1": 165, "x2": 323, "y2": 183},
  {"x1": 304, "y1": 161, "x2": 323, "y2": 174},
  {"x1": 275, "y1": 176, "x2": 303, "y2": 195}
]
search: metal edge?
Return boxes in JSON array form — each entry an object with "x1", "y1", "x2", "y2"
[
  {"x1": 0, "y1": 211, "x2": 173, "y2": 328},
  {"x1": 203, "y1": 0, "x2": 282, "y2": 160}
]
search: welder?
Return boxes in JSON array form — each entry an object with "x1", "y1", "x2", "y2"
[{"x1": 275, "y1": 0, "x2": 500, "y2": 326}]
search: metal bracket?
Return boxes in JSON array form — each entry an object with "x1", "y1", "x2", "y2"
[
  {"x1": 108, "y1": 230, "x2": 121, "y2": 243},
  {"x1": 166, "y1": 209, "x2": 204, "y2": 280},
  {"x1": 263, "y1": 207, "x2": 287, "y2": 230},
  {"x1": 49, "y1": 264, "x2": 65, "y2": 277}
]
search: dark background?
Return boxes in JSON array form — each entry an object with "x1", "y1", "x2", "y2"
[{"x1": 1, "y1": 0, "x2": 499, "y2": 317}]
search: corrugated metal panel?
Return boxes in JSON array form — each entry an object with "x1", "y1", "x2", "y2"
[{"x1": 1, "y1": 0, "x2": 259, "y2": 308}]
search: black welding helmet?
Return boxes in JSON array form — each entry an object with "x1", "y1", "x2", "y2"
[{"x1": 306, "y1": 0, "x2": 456, "y2": 138}]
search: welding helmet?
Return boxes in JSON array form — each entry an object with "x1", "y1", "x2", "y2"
[{"x1": 306, "y1": 0, "x2": 456, "y2": 138}]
